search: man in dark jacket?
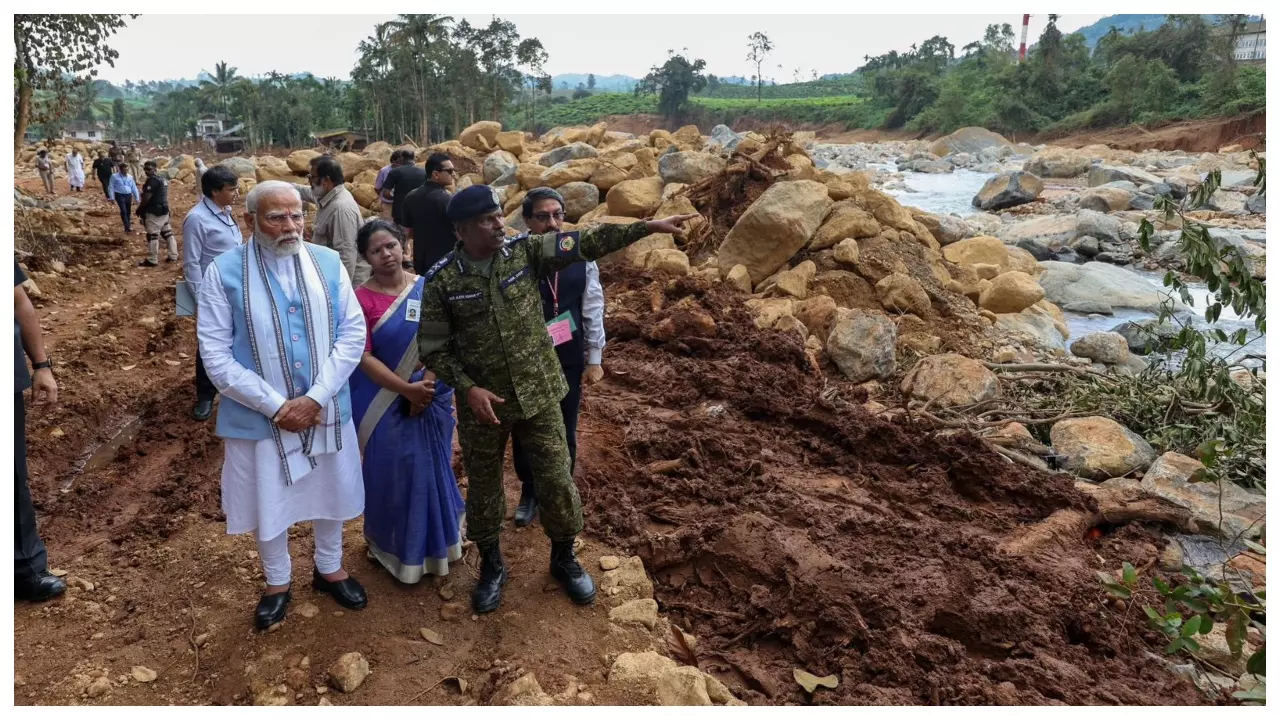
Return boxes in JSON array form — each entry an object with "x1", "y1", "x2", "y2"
[
  {"x1": 402, "y1": 152, "x2": 458, "y2": 273},
  {"x1": 383, "y1": 150, "x2": 427, "y2": 230}
]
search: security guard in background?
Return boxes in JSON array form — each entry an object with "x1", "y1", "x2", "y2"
[{"x1": 418, "y1": 184, "x2": 697, "y2": 613}]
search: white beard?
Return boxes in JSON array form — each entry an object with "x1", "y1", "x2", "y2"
[{"x1": 254, "y1": 228, "x2": 302, "y2": 257}]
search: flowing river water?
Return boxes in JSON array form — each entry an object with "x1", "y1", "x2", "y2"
[{"x1": 876, "y1": 165, "x2": 1266, "y2": 366}]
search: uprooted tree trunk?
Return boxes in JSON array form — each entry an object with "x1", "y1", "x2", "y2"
[{"x1": 1000, "y1": 482, "x2": 1198, "y2": 557}]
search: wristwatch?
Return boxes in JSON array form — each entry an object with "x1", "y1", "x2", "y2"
[{"x1": 32, "y1": 359, "x2": 53, "y2": 371}]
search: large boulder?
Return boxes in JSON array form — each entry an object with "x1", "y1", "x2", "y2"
[
  {"x1": 495, "y1": 130, "x2": 527, "y2": 156},
  {"x1": 998, "y1": 215, "x2": 1079, "y2": 253},
  {"x1": 979, "y1": 271, "x2": 1044, "y2": 314},
  {"x1": 658, "y1": 151, "x2": 726, "y2": 185},
  {"x1": 856, "y1": 189, "x2": 917, "y2": 232},
  {"x1": 606, "y1": 177, "x2": 664, "y2": 218},
  {"x1": 217, "y1": 156, "x2": 257, "y2": 179},
  {"x1": 540, "y1": 159, "x2": 598, "y2": 188},
  {"x1": 900, "y1": 353, "x2": 1000, "y2": 408},
  {"x1": 1069, "y1": 331, "x2": 1131, "y2": 364},
  {"x1": 459, "y1": 120, "x2": 502, "y2": 152},
  {"x1": 1079, "y1": 186, "x2": 1134, "y2": 212},
  {"x1": 483, "y1": 150, "x2": 519, "y2": 184},
  {"x1": 809, "y1": 202, "x2": 881, "y2": 250},
  {"x1": 347, "y1": 183, "x2": 379, "y2": 208},
  {"x1": 995, "y1": 311, "x2": 1066, "y2": 352},
  {"x1": 558, "y1": 181, "x2": 600, "y2": 222},
  {"x1": 1074, "y1": 209, "x2": 1122, "y2": 243},
  {"x1": 708, "y1": 124, "x2": 743, "y2": 152},
  {"x1": 912, "y1": 211, "x2": 970, "y2": 246},
  {"x1": 1139, "y1": 452, "x2": 1265, "y2": 540},
  {"x1": 941, "y1": 235, "x2": 1009, "y2": 268},
  {"x1": 1087, "y1": 164, "x2": 1162, "y2": 188},
  {"x1": 1038, "y1": 261, "x2": 1176, "y2": 313},
  {"x1": 336, "y1": 152, "x2": 380, "y2": 180},
  {"x1": 826, "y1": 309, "x2": 897, "y2": 383},
  {"x1": 540, "y1": 142, "x2": 599, "y2": 167},
  {"x1": 255, "y1": 156, "x2": 299, "y2": 183},
  {"x1": 361, "y1": 141, "x2": 393, "y2": 166},
  {"x1": 1051, "y1": 416, "x2": 1156, "y2": 480},
  {"x1": 716, "y1": 180, "x2": 832, "y2": 285},
  {"x1": 286, "y1": 149, "x2": 322, "y2": 174},
  {"x1": 1023, "y1": 147, "x2": 1092, "y2": 178},
  {"x1": 875, "y1": 273, "x2": 931, "y2": 315},
  {"x1": 515, "y1": 163, "x2": 547, "y2": 191},
  {"x1": 973, "y1": 171, "x2": 1044, "y2": 211},
  {"x1": 929, "y1": 127, "x2": 1014, "y2": 157}
]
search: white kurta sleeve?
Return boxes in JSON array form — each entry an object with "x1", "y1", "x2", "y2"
[
  {"x1": 197, "y1": 262, "x2": 289, "y2": 418},
  {"x1": 304, "y1": 268, "x2": 366, "y2": 406},
  {"x1": 582, "y1": 261, "x2": 607, "y2": 366}
]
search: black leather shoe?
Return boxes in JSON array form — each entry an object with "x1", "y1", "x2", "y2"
[
  {"x1": 192, "y1": 399, "x2": 214, "y2": 422},
  {"x1": 513, "y1": 491, "x2": 538, "y2": 528},
  {"x1": 472, "y1": 540, "x2": 508, "y2": 614},
  {"x1": 255, "y1": 589, "x2": 291, "y2": 630},
  {"x1": 312, "y1": 568, "x2": 367, "y2": 610},
  {"x1": 550, "y1": 539, "x2": 596, "y2": 605},
  {"x1": 15, "y1": 572, "x2": 67, "y2": 602},
  {"x1": 138, "y1": 259, "x2": 159, "y2": 267}
]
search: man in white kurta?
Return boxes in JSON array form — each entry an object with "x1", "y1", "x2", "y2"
[{"x1": 197, "y1": 180, "x2": 368, "y2": 630}]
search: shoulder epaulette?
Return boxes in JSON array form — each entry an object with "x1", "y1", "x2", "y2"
[
  {"x1": 424, "y1": 251, "x2": 454, "y2": 281},
  {"x1": 504, "y1": 231, "x2": 531, "y2": 246}
]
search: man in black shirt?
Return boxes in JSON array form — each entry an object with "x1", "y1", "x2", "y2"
[
  {"x1": 383, "y1": 151, "x2": 427, "y2": 230},
  {"x1": 401, "y1": 152, "x2": 458, "y2": 274},
  {"x1": 15, "y1": 263, "x2": 65, "y2": 602},
  {"x1": 92, "y1": 152, "x2": 114, "y2": 199},
  {"x1": 137, "y1": 160, "x2": 177, "y2": 267}
]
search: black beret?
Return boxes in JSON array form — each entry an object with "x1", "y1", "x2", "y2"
[{"x1": 446, "y1": 184, "x2": 502, "y2": 222}]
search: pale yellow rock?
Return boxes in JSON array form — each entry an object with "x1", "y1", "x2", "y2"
[
  {"x1": 979, "y1": 271, "x2": 1045, "y2": 314},
  {"x1": 645, "y1": 249, "x2": 691, "y2": 276},
  {"x1": 725, "y1": 264, "x2": 753, "y2": 293},
  {"x1": 901, "y1": 353, "x2": 1001, "y2": 408}
]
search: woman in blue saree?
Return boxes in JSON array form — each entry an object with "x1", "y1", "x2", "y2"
[{"x1": 350, "y1": 220, "x2": 464, "y2": 583}]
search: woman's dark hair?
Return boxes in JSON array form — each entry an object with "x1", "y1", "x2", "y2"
[
  {"x1": 357, "y1": 218, "x2": 405, "y2": 258},
  {"x1": 201, "y1": 165, "x2": 239, "y2": 198}
]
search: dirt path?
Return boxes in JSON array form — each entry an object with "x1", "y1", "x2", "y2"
[{"x1": 12, "y1": 173, "x2": 672, "y2": 707}]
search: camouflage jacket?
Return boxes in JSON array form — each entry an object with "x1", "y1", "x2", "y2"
[{"x1": 418, "y1": 221, "x2": 649, "y2": 421}]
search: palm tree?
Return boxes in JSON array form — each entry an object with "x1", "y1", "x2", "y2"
[
  {"x1": 202, "y1": 60, "x2": 239, "y2": 119},
  {"x1": 385, "y1": 14, "x2": 453, "y2": 143}
]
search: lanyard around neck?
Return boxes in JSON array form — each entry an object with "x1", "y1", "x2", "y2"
[
  {"x1": 203, "y1": 197, "x2": 236, "y2": 227},
  {"x1": 547, "y1": 272, "x2": 560, "y2": 316}
]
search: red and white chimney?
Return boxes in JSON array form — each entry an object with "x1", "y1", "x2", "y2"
[{"x1": 1019, "y1": 14, "x2": 1031, "y2": 62}]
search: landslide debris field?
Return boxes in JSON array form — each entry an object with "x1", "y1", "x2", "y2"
[{"x1": 14, "y1": 120, "x2": 1246, "y2": 706}]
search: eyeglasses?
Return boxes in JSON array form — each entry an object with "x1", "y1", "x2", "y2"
[
  {"x1": 439, "y1": 167, "x2": 458, "y2": 175},
  {"x1": 262, "y1": 212, "x2": 305, "y2": 225},
  {"x1": 533, "y1": 211, "x2": 566, "y2": 222}
]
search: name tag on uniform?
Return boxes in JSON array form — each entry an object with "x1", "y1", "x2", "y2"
[
  {"x1": 546, "y1": 310, "x2": 576, "y2": 347},
  {"x1": 405, "y1": 298, "x2": 421, "y2": 322}
]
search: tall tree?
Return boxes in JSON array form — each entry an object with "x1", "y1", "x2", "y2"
[
  {"x1": 746, "y1": 31, "x2": 774, "y2": 103},
  {"x1": 636, "y1": 50, "x2": 707, "y2": 119},
  {"x1": 587, "y1": 73, "x2": 596, "y2": 90},
  {"x1": 202, "y1": 60, "x2": 239, "y2": 117},
  {"x1": 112, "y1": 97, "x2": 126, "y2": 134},
  {"x1": 13, "y1": 14, "x2": 134, "y2": 150}
]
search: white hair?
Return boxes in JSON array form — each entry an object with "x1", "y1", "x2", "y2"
[{"x1": 245, "y1": 180, "x2": 302, "y2": 215}]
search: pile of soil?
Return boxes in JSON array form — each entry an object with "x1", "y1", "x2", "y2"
[{"x1": 577, "y1": 264, "x2": 1209, "y2": 706}]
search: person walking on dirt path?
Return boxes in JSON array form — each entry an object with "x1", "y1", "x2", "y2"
[
  {"x1": 417, "y1": 183, "x2": 698, "y2": 614},
  {"x1": 350, "y1": 220, "x2": 464, "y2": 583},
  {"x1": 125, "y1": 143, "x2": 144, "y2": 181},
  {"x1": 183, "y1": 165, "x2": 243, "y2": 422},
  {"x1": 509, "y1": 188, "x2": 607, "y2": 529},
  {"x1": 197, "y1": 180, "x2": 369, "y2": 631},
  {"x1": 402, "y1": 152, "x2": 457, "y2": 274},
  {"x1": 136, "y1": 161, "x2": 178, "y2": 267},
  {"x1": 299, "y1": 155, "x2": 366, "y2": 284},
  {"x1": 108, "y1": 140, "x2": 123, "y2": 165},
  {"x1": 35, "y1": 150, "x2": 54, "y2": 195},
  {"x1": 92, "y1": 151, "x2": 114, "y2": 199},
  {"x1": 14, "y1": 262, "x2": 66, "y2": 603},
  {"x1": 108, "y1": 163, "x2": 141, "y2": 234},
  {"x1": 65, "y1": 148, "x2": 86, "y2": 192}
]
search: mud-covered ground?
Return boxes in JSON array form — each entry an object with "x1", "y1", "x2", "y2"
[{"x1": 14, "y1": 165, "x2": 1214, "y2": 706}]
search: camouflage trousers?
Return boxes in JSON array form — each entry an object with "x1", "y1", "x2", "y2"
[{"x1": 457, "y1": 402, "x2": 583, "y2": 546}]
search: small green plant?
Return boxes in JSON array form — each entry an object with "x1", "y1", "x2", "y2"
[{"x1": 1099, "y1": 551, "x2": 1265, "y2": 702}]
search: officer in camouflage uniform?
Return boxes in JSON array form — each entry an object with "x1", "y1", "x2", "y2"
[
  {"x1": 125, "y1": 144, "x2": 145, "y2": 183},
  {"x1": 418, "y1": 184, "x2": 697, "y2": 613}
]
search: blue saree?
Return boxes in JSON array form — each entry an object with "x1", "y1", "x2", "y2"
[{"x1": 351, "y1": 277, "x2": 464, "y2": 583}]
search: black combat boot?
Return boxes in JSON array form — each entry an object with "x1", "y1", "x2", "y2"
[
  {"x1": 513, "y1": 487, "x2": 538, "y2": 528},
  {"x1": 472, "y1": 540, "x2": 508, "y2": 614},
  {"x1": 550, "y1": 538, "x2": 596, "y2": 605}
]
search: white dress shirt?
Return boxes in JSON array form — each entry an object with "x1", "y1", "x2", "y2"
[
  {"x1": 582, "y1": 261, "x2": 606, "y2": 366},
  {"x1": 197, "y1": 245, "x2": 366, "y2": 539}
]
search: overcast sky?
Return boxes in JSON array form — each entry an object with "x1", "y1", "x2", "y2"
[{"x1": 93, "y1": 13, "x2": 1108, "y2": 85}]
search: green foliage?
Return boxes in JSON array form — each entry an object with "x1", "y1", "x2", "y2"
[
  {"x1": 746, "y1": 31, "x2": 775, "y2": 103},
  {"x1": 1099, "y1": 556, "x2": 1265, "y2": 702},
  {"x1": 635, "y1": 50, "x2": 707, "y2": 119},
  {"x1": 14, "y1": 14, "x2": 135, "y2": 149}
]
